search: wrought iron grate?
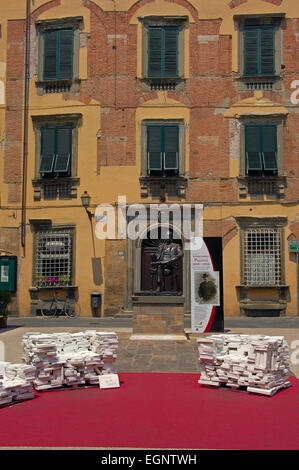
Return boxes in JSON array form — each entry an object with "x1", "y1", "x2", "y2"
[
  {"x1": 35, "y1": 229, "x2": 73, "y2": 287},
  {"x1": 243, "y1": 228, "x2": 282, "y2": 286},
  {"x1": 42, "y1": 181, "x2": 72, "y2": 199},
  {"x1": 247, "y1": 179, "x2": 276, "y2": 195}
]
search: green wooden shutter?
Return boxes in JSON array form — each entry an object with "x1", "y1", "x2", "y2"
[
  {"x1": 40, "y1": 128, "x2": 56, "y2": 173},
  {"x1": 0, "y1": 258, "x2": 16, "y2": 292},
  {"x1": 148, "y1": 28, "x2": 162, "y2": 77},
  {"x1": 147, "y1": 126, "x2": 162, "y2": 172},
  {"x1": 44, "y1": 31, "x2": 58, "y2": 80},
  {"x1": 262, "y1": 126, "x2": 277, "y2": 170},
  {"x1": 244, "y1": 28, "x2": 259, "y2": 76},
  {"x1": 164, "y1": 126, "x2": 178, "y2": 170},
  {"x1": 245, "y1": 126, "x2": 262, "y2": 172},
  {"x1": 164, "y1": 28, "x2": 178, "y2": 77},
  {"x1": 59, "y1": 30, "x2": 73, "y2": 79},
  {"x1": 54, "y1": 127, "x2": 71, "y2": 173},
  {"x1": 260, "y1": 28, "x2": 275, "y2": 75}
]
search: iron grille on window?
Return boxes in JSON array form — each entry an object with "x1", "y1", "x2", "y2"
[
  {"x1": 42, "y1": 180, "x2": 72, "y2": 199},
  {"x1": 35, "y1": 229, "x2": 73, "y2": 287},
  {"x1": 243, "y1": 228, "x2": 282, "y2": 286}
]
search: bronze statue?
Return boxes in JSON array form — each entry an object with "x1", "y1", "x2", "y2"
[{"x1": 150, "y1": 230, "x2": 183, "y2": 293}]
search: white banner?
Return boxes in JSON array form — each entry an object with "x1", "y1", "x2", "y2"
[{"x1": 190, "y1": 238, "x2": 219, "y2": 333}]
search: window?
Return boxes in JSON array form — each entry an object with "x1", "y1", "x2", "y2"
[
  {"x1": 36, "y1": 17, "x2": 82, "y2": 94},
  {"x1": 43, "y1": 29, "x2": 73, "y2": 81},
  {"x1": 140, "y1": 17, "x2": 186, "y2": 91},
  {"x1": 147, "y1": 124, "x2": 179, "y2": 176},
  {"x1": 32, "y1": 114, "x2": 81, "y2": 200},
  {"x1": 40, "y1": 126, "x2": 72, "y2": 177},
  {"x1": 34, "y1": 228, "x2": 74, "y2": 288},
  {"x1": 244, "y1": 25, "x2": 275, "y2": 76},
  {"x1": 242, "y1": 228, "x2": 282, "y2": 286},
  {"x1": 148, "y1": 27, "x2": 178, "y2": 78},
  {"x1": 245, "y1": 124, "x2": 278, "y2": 176},
  {"x1": 235, "y1": 14, "x2": 284, "y2": 91}
]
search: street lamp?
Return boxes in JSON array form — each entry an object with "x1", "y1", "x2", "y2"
[{"x1": 81, "y1": 191, "x2": 94, "y2": 219}]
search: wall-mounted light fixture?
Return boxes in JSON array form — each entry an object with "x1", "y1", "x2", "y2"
[{"x1": 81, "y1": 191, "x2": 94, "y2": 219}]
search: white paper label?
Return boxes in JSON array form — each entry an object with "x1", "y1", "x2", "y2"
[
  {"x1": 0, "y1": 265, "x2": 9, "y2": 283},
  {"x1": 99, "y1": 373, "x2": 120, "y2": 389}
]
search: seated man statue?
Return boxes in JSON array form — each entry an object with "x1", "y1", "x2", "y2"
[{"x1": 150, "y1": 230, "x2": 183, "y2": 293}]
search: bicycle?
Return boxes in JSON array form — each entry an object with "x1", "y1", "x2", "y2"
[{"x1": 38, "y1": 291, "x2": 81, "y2": 318}]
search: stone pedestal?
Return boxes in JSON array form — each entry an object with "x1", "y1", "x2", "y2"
[{"x1": 131, "y1": 295, "x2": 185, "y2": 336}]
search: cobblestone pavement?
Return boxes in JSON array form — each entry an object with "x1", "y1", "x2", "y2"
[
  {"x1": 0, "y1": 325, "x2": 298, "y2": 377},
  {"x1": 115, "y1": 334, "x2": 200, "y2": 373}
]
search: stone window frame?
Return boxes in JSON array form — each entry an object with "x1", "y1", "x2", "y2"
[
  {"x1": 35, "y1": 16, "x2": 83, "y2": 95},
  {"x1": 140, "y1": 119, "x2": 186, "y2": 178},
  {"x1": 139, "y1": 16, "x2": 188, "y2": 92},
  {"x1": 239, "y1": 116, "x2": 285, "y2": 178},
  {"x1": 31, "y1": 223, "x2": 76, "y2": 289},
  {"x1": 31, "y1": 114, "x2": 82, "y2": 200},
  {"x1": 234, "y1": 13, "x2": 285, "y2": 92},
  {"x1": 238, "y1": 217, "x2": 286, "y2": 288}
]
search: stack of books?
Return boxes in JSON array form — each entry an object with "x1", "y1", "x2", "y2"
[
  {"x1": 0, "y1": 362, "x2": 36, "y2": 405},
  {"x1": 22, "y1": 330, "x2": 118, "y2": 391},
  {"x1": 197, "y1": 334, "x2": 291, "y2": 396}
]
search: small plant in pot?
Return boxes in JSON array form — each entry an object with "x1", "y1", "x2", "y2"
[{"x1": 0, "y1": 291, "x2": 12, "y2": 328}]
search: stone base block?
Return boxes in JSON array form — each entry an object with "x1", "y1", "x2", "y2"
[{"x1": 132, "y1": 296, "x2": 185, "y2": 335}]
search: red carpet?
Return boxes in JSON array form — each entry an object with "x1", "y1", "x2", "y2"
[{"x1": 0, "y1": 373, "x2": 298, "y2": 449}]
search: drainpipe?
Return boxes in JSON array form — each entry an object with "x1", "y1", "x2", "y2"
[
  {"x1": 21, "y1": 0, "x2": 31, "y2": 253},
  {"x1": 113, "y1": 0, "x2": 117, "y2": 106}
]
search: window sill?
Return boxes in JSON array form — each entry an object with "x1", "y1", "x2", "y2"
[
  {"x1": 140, "y1": 175, "x2": 187, "y2": 181},
  {"x1": 140, "y1": 77, "x2": 185, "y2": 92},
  {"x1": 237, "y1": 285, "x2": 289, "y2": 289},
  {"x1": 238, "y1": 176, "x2": 286, "y2": 198},
  {"x1": 36, "y1": 79, "x2": 81, "y2": 95},
  {"x1": 30, "y1": 286, "x2": 78, "y2": 291},
  {"x1": 32, "y1": 177, "x2": 80, "y2": 200},
  {"x1": 140, "y1": 175, "x2": 188, "y2": 199},
  {"x1": 236, "y1": 75, "x2": 282, "y2": 92}
]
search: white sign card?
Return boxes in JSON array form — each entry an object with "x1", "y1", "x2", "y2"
[
  {"x1": 99, "y1": 373, "x2": 120, "y2": 389},
  {"x1": 190, "y1": 237, "x2": 220, "y2": 333},
  {"x1": 0, "y1": 265, "x2": 9, "y2": 283}
]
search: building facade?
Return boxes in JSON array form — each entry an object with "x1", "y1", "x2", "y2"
[{"x1": 0, "y1": 0, "x2": 298, "y2": 320}]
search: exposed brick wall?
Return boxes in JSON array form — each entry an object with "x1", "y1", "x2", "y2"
[
  {"x1": 203, "y1": 219, "x2": 238, "y2": 247},
  {"x1": 20, "y1": 0, "x2": 298, "y2": 205},
  {"x1": 31, "y1": 0, "x2": 61, "y2": 23},
  {"x1": 283, "y1": 113, "x2": 299, "y2": 179},
  {"x1": 262, "y1": 0, "x2": 283, "y2": 5},
  {"x1": 289, "y1": 223, "x2": 299, "y2": 239},
  {"x1": 4, "y1": 20, "x2": 26, "y2": 203},
  {"x1": 283, "y1": 19, "x2": 299, "y2": 74},
  {"x1": 229, "y1": 0, "x2": 283, "y2": 9},
  {"x1": 5, "y1": 1, "x2": 299, "y2": 206},
  {"x1": 229, "y1": 0, "x2": 247, "y2": 8},
  {"x1": 164, "y1": 0, "x2": 198, "y2": 21}
]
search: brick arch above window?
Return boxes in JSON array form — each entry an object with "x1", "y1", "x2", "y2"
[{"x1": 229, "y1": 0, "x2": 283, "y2": 8}]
